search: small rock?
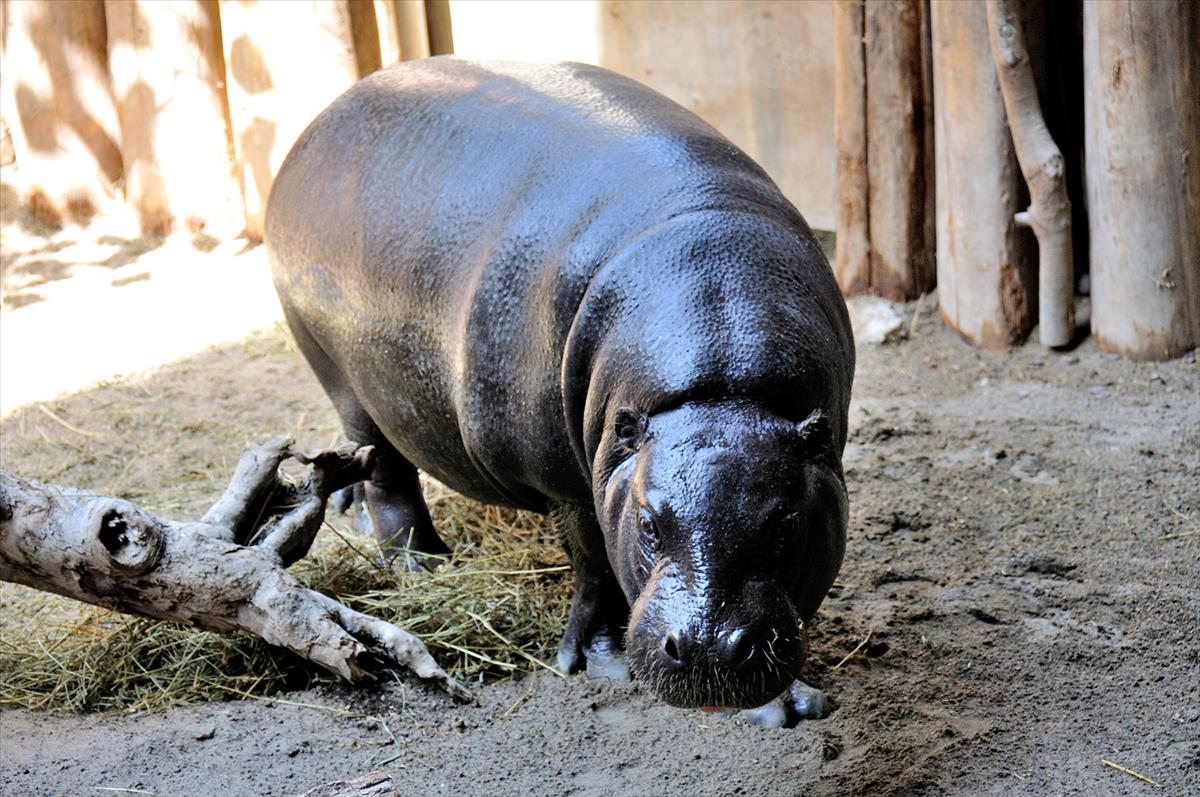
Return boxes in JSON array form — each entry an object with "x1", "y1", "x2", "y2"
[
  {"x1": 193, "y1": 724, "x2": 216, "y2": 741},
  {"x1": 846, "y1": 296, "x2": 906, "y2": 345}
]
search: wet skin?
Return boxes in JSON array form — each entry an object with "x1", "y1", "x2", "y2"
[{"x1": 266, "y1": 58, "x2": 854, "y2": 725}]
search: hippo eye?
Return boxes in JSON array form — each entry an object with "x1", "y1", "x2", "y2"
[{"x1": 637, "y1": 508, "x2": 659, "y2": 556}]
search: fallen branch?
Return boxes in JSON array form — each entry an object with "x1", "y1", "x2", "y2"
[{"x1": 0, "y1": 439, "x2": 470, "y2": 703}]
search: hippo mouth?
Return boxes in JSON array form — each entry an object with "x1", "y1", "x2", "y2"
[{"x1": 624, "y1": 628, "x2": 805, "y2": 710}]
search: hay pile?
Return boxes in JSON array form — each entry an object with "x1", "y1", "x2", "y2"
[{"x1": 0, "y1": 328, "x2": 572, "y2": 713}]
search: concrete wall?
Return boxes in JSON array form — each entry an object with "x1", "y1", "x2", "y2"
[{"x1": 449, "y1": 0, "x2": 836, "y2": 230}]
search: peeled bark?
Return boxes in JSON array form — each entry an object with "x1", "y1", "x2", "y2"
[
  {"x1": 0, "y1": 439, "x2": 470, "y2": 702},
  {"x1": 1084, "y1": 0, "x2": 1200, "y2": 360},
  {"x1": 987, "y1": 0, "x2": 1075, "y2": 348}
]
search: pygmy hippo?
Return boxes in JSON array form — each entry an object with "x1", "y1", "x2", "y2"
[{"x1": 266, "y1": 58, "x2": 854, "y2": 727}]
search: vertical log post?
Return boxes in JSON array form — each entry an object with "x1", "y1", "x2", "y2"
[
  {"x1": 218, "y1": 0, "x2": 364, "y2": 240},
  {"x1": 373, "y1": 0, "x2": 403, "y2": 66},
  {"x1": 0, "y1": 0, "x2": 123, "y2": 227},
  {"x1": 833, "y1": 0, "x2": 870, "y2": 295},
  {"x1": 395, "y1": 0, "x2": 432, "y2": 61},
  {"x1": 864, "y1": 0, "x2": 933, "y2": 300},
  {"x1": 833, "y1": 0, "x2": 934, "y2": 300},
  {"x1": 106, "y1": 0, "x2": 238, "y2": 236},
  {"x1": 931, "y1": 0, "x2": 1035, "y2": 348},
  {"x1": 425, "y1": 0, "x2": 454, "y2": 56},
  {"x1": 1084, "y1": 0, "x2": 1200, "y2": 360},
  {"x1": 987, "y1": 0, "x2": 1075, "y2": 348}
]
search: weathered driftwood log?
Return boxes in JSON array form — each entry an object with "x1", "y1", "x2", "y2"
[
  {"x1": 1084, "y1": 0, "x2": 1200, "y2": 360},
  {"x1": 931, "y1": 0, "x2": 1036, "y2": 349},
  {"x1": 296, "y1": 771, "x2": 398, "y2": 797},
  {"x1": 0, "y1": 439, "x2": 470, "y2": 702},
  {"x1": 987, "y1": 0, "x2": 1075, "y2": 349}
]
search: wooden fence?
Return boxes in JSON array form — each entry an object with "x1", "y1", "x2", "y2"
[
  {"x1": 835, "y1": 0, "x2": 1198, "y2": 360},
  {"x1": 1, "y1": 0, "x2": 1196, "y2": 360}
]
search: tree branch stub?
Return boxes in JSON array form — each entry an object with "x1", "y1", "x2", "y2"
[{"x1": 987, "y1": 0, "x2": 1075, "y2": 348}]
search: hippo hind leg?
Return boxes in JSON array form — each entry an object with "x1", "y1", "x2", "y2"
[
  {"x1": 551, "y1": 503, "x2": 631, "y2": 681},
  {"x1": 284, "y1": 311, "x2": 450, "y2": 568}
]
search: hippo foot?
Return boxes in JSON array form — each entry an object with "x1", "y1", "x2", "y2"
[
  {"x1": 556, "y1": 629, "x2": 631, "y2": 681},
  {"x1": 736, "y1": 681, "x2": 832, "y2": 729}
]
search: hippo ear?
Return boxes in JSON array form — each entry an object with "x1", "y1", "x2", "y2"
[{"x1": 613, "y1": 407, "x2": 649, "y2": 454}]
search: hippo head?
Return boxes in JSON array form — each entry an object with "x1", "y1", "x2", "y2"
[{"x1": 595, "y1": 399, "x2": 847, "y2": 709}]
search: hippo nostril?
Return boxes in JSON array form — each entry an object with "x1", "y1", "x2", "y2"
[
  {"x1": 662, "y1": 632, "x2": 688, "y2": 667},
  {"x1": 718, "y1": 627, "x2": 756, "y2": 669}
]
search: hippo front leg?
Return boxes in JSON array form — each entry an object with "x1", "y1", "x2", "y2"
[
  {"x1": 738, "y1": 681, "x2": 832, "y2": 728},
  {"x1": 552, "y1": 503, "x2": 631, "y2": 681}
]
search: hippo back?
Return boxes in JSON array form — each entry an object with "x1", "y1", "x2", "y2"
[{"x1": 266, "y1": 58, "x2": 852, "y2": 511}]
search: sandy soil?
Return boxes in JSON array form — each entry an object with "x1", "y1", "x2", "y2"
[{"x1": 1, "y1": 210, "x2": 1197, "y2": 796}]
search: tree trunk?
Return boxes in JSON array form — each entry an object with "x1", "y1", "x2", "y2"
[
  {"x1": 931, "y1": 0, "x2": 1035, "y2": 348},
  {"x1": 105, "y1": 0, "x2": 239, "y2": 236},
  {"x1": 0, "y1": 439, "x2": 470, "y2": 702},
  {"x1": 218, "y1": 0, "x2": 364, "y2": 240},
  {"x1": 833, "y1": 0, "x2": 870, "y2": 296},
  {"x1": 987, "y1": 0, "x2": 1075, "y2": 348},
  {"x1": 1084, "y1": 0, "x2": 1200, "y2": 360},
  {"x1": 0, "y1": 0, "x2": 123, "y2": 227}
]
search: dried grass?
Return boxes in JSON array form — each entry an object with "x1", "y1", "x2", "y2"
[
  {"x1": 0, "y1": 328, "x2": 572, "y2": 713},
  {"x1": 0, "y1": 485, "x2": 571, "y2": 713}
]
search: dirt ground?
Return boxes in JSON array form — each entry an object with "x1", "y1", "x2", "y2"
[{"x1": 1, "y1": 209, "x2": 1198, "y2": 796}]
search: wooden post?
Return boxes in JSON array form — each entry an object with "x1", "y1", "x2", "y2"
[
  {"x1": 394, "y1": 0, "x2": 432, "y2": 61},
  {"x1": 106, "y1": 0, "x2": 239, "y2": 236},
  {"x1": 425, "y1": 0, "x2": 454, "y2": 55},
  {"x1": 218, "y1": 0, "x2": 363, "y2": 240},
  {"x1": 833, "y1": 0, "x2": 869, "y2": 295},
  {"x1": 0, "y1": 0, "x2": 123, "y2": 227},
  {"x1": 931, "y1": 0, "x2": 1035, "y2": 349},
  {"x1": 833, "y1": 0, "x2": 933, "y2": 300},
  {"x1": 1084, "y1": 0, "x2": 1200, "y2": 360},
  {"x1": 864, "y1": 0, "x2": 933, "y2": 300},
  {"x1": 373, "y1": 0, "x2": 403, "y2": 66}
]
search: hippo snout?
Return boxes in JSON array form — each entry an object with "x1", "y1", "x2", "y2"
[
  {"x1": 659, "y1": 622, "x2": 766, "y2": 673},
  {"x1": 627, "y1": 574, "x2": 805, "y2": 709}
]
